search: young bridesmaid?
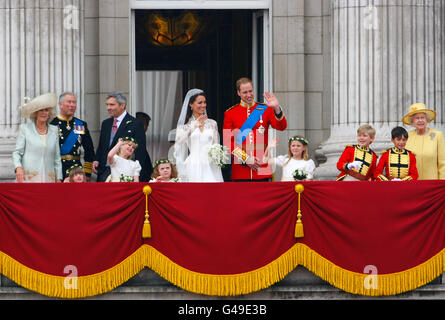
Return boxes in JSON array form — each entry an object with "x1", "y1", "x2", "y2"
[
  {"x1": 149, "y1": 159, "x2": 180, "y2": 182},
  {"x1": 263, "y1": 136, "x2": 315, "y2": 181},
  {"x1": 107, "y1": 137, "x2": 141, "y2": 182},
  {"x1": 64, "y1": 165, "x2": 86, "y2": 183}
]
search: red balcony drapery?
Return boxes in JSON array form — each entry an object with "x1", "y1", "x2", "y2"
[{"x1": 0, "y1": 181, "x2": 444, "y2": 298}]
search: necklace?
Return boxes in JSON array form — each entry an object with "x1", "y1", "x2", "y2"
[{"x1": 36, "y1": 124, "x2": 48, "y2": 135}]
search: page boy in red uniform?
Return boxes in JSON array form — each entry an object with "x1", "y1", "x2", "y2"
[
  {"x1": 374, "y1": 126, "x2": 418, "y2": 181},
  {"x1": 336, "y1": 124, "x2": 378, "y2": 181}
]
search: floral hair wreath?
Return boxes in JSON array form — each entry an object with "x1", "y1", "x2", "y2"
[
  {"x1": 121, "y1": 136, "x2": 138, "y2": 147},
  {"x1": 66, "y1": 164, "x2": 83, "y2": 176},
  {"x1": 154, "y1": 159, "x2": 171, "y2": 167},
  {"x1": 289, "y1": 136, "x2": 309, "y2": 145}
]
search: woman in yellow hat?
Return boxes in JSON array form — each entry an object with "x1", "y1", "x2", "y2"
[
  {"x1": 402, "y1": 103, "x2": 445, "y2": 180},
  {"x1": 12, "y1": 93, "x2": 63, "y2": 182}
]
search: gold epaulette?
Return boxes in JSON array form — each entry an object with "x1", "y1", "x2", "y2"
[
  {"x1": 380, "y1": 148, "x2": 391, "y2": 155},
  {"x1": 225, "y1": 105, "x2": 238, "y2": 112}
]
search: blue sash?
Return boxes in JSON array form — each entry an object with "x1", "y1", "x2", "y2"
[
  {"x1": 60, "y1": 119, "x2": 83, "y2": 155},
  {"x1": 235, "y1": 104, "x2": 267, "y2": 145}
]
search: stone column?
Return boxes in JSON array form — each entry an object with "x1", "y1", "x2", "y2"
[
  {"x1": 315, "y1": 0, "x2": 445, "y2": 180},
  {"x1": 0, "y1": 0, "x2": 84, "y2": 180}
]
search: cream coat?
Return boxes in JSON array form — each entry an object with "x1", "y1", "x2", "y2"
[{"x1": 12, "y1": 122, "x2": 63, "y2": 182}]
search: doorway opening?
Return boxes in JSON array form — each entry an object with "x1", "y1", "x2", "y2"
[{"x1": 133, "y1": 9, "x2": 268, "y2": 173}]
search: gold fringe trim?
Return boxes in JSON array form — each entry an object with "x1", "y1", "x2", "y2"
[
  {"x1": 0, "y1": 247, "x2": 147, "y2": 299},
  {"x1": 144, "y1": 244, "x2": 445, "y2": 297},
  {"x1": 0, "y1": 244, "x2": 444, "y2": 298},
  {"x1": 295, "y1": 243, "x2": 445, "y2": 296},
  {"x1": 143, "y1": 245, "x2": 298, "y2": 296}
]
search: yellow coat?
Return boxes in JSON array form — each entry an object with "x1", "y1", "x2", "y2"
[{"x1": 406, "y1": 128, "x2": 445, "y2": 180}]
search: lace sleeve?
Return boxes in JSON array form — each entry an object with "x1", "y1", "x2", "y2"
[
  {"x1": 175, "y1": 123, "x2": 193, "y2": 146},
  {"x1": 209, "y1": 119, "x2": 220, "y2": 145},
  {"x1": 174, "y1": 123, "x2": 193, "y2": 181}
]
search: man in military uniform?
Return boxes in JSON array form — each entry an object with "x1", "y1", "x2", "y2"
[
  {"x1": 50, "y1": 92, "x2": 95, "y2": 181},
  {"x1": 223, "y1": 77, "x2": 287, "y2": 181}
]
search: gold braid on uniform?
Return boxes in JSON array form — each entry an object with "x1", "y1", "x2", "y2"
[
  {"x1": 353, "y1": 145, "x2": 373, "y2": 176},
  {"x1": 83, "y1": 162, "x2": 92, "y2": 175},
  {"x1": 389, "y1": 147, "x2": 410, "y2": 180}
]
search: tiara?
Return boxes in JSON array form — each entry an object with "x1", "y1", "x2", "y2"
[
  {"x1": 66, "y1": 164, "x2": 83, "y2": 176},
  {"x1": 155, "y1": 159, "x2": 171, "y2": 167},
  {"x1": 289, "y1": 136, "x2": 309, "y2": 145},
  {"x1": 121, "y1": 136, "x2": 138, "y2": 146}
]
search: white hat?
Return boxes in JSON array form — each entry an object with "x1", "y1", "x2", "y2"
[{"x1": 18, "y1": 93, "x2": 57, "y2": 118}]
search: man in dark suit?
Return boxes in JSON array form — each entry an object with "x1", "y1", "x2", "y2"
[
  {"x1": 136, "y1": 111, "x2": 153, "y2": 180},
  {"x1": 92, "y1": 92, "x2": 153, "y2": 182}
]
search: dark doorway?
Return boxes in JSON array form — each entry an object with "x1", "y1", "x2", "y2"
[{"x1": 135, "y1": 9, "x2": 253, "y2": 129}]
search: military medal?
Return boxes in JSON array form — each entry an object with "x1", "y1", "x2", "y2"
[
  {"x1": 74, "y1": 125, "x2": 85, "y2": 134},
  {"x1": 258, "y1": 125, "x2": 265, "y2": 135},
  {"x1": 258, "y1": 117, "x2": 265, "y2": 135},
  {"x1": 66, "y1": 123, "x2": 71, "y2": 130}
]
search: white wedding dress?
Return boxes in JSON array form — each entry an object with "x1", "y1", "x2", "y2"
[{"x1": 174, "y1": 117, "x2": 224, "y2": 182}]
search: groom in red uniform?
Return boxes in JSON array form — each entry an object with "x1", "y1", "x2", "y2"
[{"x1": 223, "y1": 77, "x2": 287, "y2": 181}]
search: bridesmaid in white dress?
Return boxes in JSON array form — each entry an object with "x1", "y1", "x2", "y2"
[
  {"x1": 174, "y1": 89, "x2": 224, "y2": 182},
  {"x1": 263, "y1": 136, "x2": 315, "y2": 181},
  {"x1": 107, "y1": 137, "x2": 141, "y2": 182}
]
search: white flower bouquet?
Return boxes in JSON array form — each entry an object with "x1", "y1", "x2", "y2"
[
  {"x1": 293, "y1": 169, "x2": 308, "y2": 181},
  {"x1": 120, "y1": 174, "x2": 134, "y2": 182},
  {"x1": 208, "y1": 144, "x2": 230, "y2": 168}
]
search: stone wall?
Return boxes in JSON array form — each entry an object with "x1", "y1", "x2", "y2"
[{"x1": 272, "y1": 0, "x2": 332, "y2": 165}]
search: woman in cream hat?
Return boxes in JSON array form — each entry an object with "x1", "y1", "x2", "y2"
[
  {"x1": 12, "y1": 93, "x2": 63, "y2": 182},
  {"x1": 402, "y1": 103, "x2": 445, "y2": 180}
]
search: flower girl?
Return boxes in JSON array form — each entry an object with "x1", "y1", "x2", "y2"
[
  {"x1": 263, "y1": 136, "x2": 315, "y2": 181},
  {"x1": 106, "y1": 137, "x2": 141, "y2": 182},
  {"x1": 64, "y1": 164, "x2": 86, "y2": 183},
  {"x1": 149, "y1": 158, "x2": 180, "y2": 182}
]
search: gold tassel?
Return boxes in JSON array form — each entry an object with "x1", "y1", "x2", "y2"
[
  {"x1": 294, "y1": 184, "x2": 304, "y2": 238},
  {"x1": 143, "y1": 220, "x2": 151, "y2": 238},
  {"x1": 142, "y1": 185, "x2": 152, "y2": 239},
  {"x1": 295, "y1": 220, "x2": 304, "y2": 238},
  {"x1": 295, "y1": 183, "x2": 304, "y2": 238}
]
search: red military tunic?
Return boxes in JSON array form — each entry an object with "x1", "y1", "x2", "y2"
[
  {"x1": 374, "y1": 147, "x2": 418, "y2": 181},
  {"x1": 223, "y1": 101, "x2": 287, "y2": 180},
  {"x1": 336, "y1": 145, "x2": 378, "y2": 181}
]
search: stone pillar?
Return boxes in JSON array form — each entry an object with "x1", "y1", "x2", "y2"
[
  {"x1": 0, "y1": 0, "x2": 84, "y2": 180},
  {"x1": 315, "y1": 0, "x2": 445, "y2": 180}
]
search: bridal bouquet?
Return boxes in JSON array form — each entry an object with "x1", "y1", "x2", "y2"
[
  {"x1": 293, "y1": 169, "x2": 308, "y2": 181},
  {"x1": 120, "y1": 174, "x2": 134, "y2": 182},
  {"x1": 208, "y1": 144, "x2": 230, "y2": 168}
]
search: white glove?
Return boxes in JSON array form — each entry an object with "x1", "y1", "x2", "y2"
[
  {"x1": 392, "y1": 178, "x2": 402, "y2": 181},
  {"x1": 347, "y1": 160, "x2": 363, "y2": 170}
]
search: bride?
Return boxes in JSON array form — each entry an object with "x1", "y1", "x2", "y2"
[{"x1": 174, "y1": 89, "x2": 224, "y2": 182}]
